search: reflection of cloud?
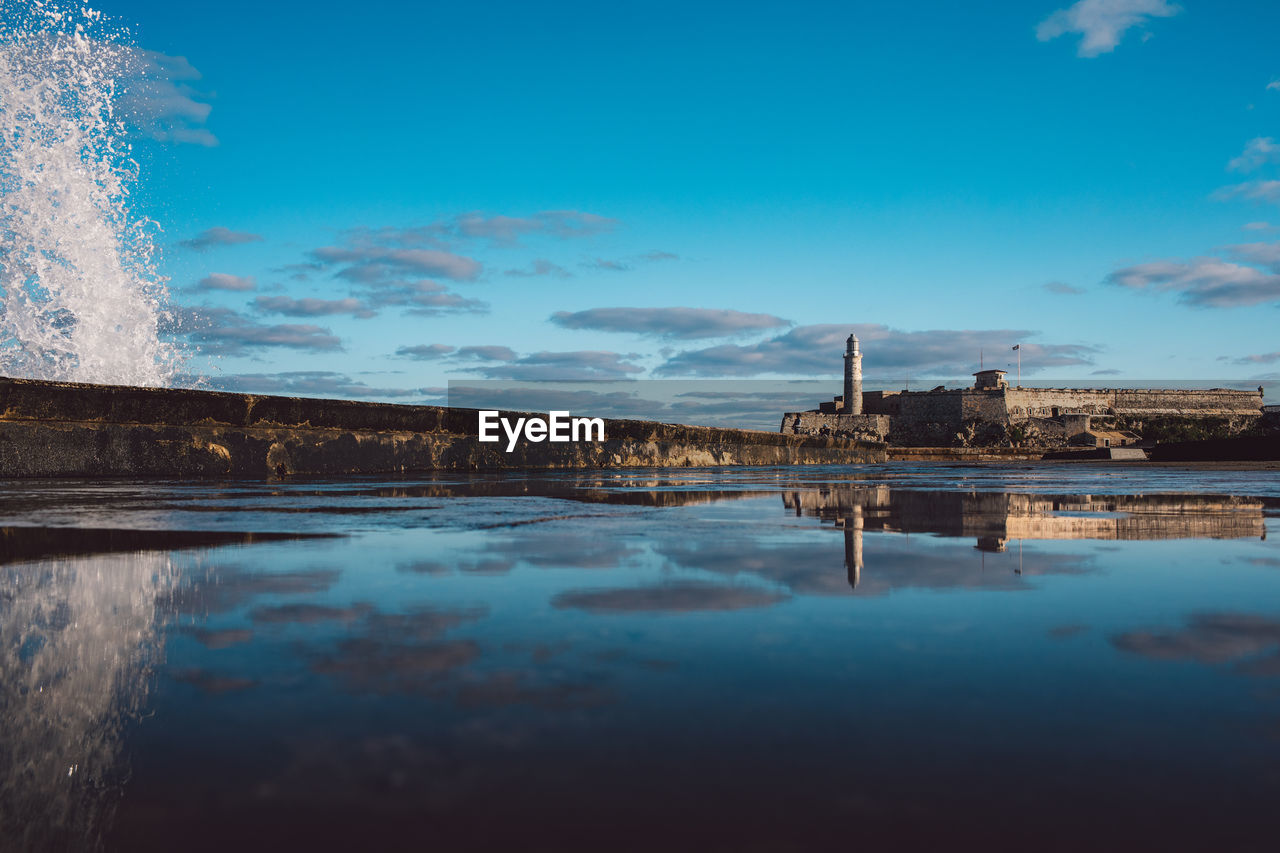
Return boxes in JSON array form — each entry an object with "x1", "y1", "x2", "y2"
[
  {"x1": 656, "y1": 533, "x2": 1091, "y2": 597},
  {"x1": 310, "y1": 607, "x2": 489, "y2": 694},
  {"x1": 251, "y1": 602, "x2": 375, "y2": 625},
  {"x1": 171, "y1": 569, "x2": 340, "y2": 615},
  {"x1": 188, "y1": 628, "x2": 253, "y2": 649},
  {"x1": 171, "y1": 668, "x2": 257, "y2": 694},
  {"x1": 552, "y1": 581, "x2": 788, "y2": 613},
  {"x1": 396, "y1": 557, "x2": 516, "y2": 575},
  {"x1": 313, "y1": 639, "x2": 480, "y2": 693},
  {"x1": 484, "y1": 530, "x2": 643, "y2": 570},
  {"x1": 1112, "y1": 612, "x2": 1280, "y2": 670},
  {"x1": 454, "y1": 671, "x2": 613, "y2": 709}
]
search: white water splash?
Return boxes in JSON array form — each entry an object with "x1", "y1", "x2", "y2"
[{"x1": 0, "y1": 1, "x2": 183, "y2": 387}]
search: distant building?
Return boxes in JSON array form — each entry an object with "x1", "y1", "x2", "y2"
[{"x1": 781, "y1": 332, "x2": 1265, "y2": 447}]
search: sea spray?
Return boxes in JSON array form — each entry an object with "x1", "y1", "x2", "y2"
[{"x1": 0, "y1": 1, "x2": 183, "y2": 386}]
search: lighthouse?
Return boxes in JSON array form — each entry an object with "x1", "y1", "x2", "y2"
[{"x1": 843, "y1": 333, "x2": 862, "y2": 415}]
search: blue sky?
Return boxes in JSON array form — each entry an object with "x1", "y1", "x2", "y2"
[{"x1": 99, "y1": 0, "x2": 1280, "y2": 398}]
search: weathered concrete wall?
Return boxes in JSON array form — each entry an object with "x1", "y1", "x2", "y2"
[
  {"x1": 0, "y1": 377, "x2": 884, "y2": 478},
  {"x1": 1005, "y1": 388, "x2": 1114, "y2": 419},
  {"x1": 780, "y1": 412, "x2": 890, "y2": 441},
  {"x1": 837, "y1": 386, "x2": 1262, "y2": 447}
]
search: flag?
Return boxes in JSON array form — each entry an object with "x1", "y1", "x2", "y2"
[{"x1": 1011, "y1": 344, "x2": 1020, "y2": 351}]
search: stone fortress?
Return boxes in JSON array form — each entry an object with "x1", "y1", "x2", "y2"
[{"x1": 782, "y1": 332, "x2": 1266, "y2": 449}]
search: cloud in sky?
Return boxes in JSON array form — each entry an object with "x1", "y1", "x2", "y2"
[
  {"x1": 1228, "y1": 241, "x2": 1280, "y2": 269},
  {"x1": 314, "y1": 245, "x2": 482, "y2": 282},
  {"x1": 172, "y1": 306, "x2": 342, "y2": 356},
  {"x1": 656, "y1": 324, "x2": 1097, "y2": 378},
  {"x1": 204, "y1": 371, "x2": 436, "y2": 399},
  {"x1": 1213, "y1": 180, "x2": 1280, "y2": 204},
  {"x1": 360, "y1": 279, "x2": 488, "y2": 316},
  {"x1": 550, "y1": 307, "x2": 792, "y2": 340},
  {"x1": 1036, "y1": 0, "x2": 1182, "y2": 58},
  {"x1": 1043, "y1": 281, "x2": 1086, "y2": 295},
  {"x1": 395, "y1": 344, "x2": 457, "y2": 360},
  {"x1": 179, "y1": 227, "x2": 263, "y2": 251},
  {"x1": 1107, "y1": 250, "x2": 1280, "y2": 307},
  {"x1": 1229, "y1": 351, "x2": 1280, "y2": 365},
  {"x1": 1269, "y1": 81, "x2": 1280, "y2": 92},
  {"x1": 504, "y1": 259, "x2": 571, "y2": 278},
  {"x1": 1228, "y1": 137, "x2": 1280, "y2": 173},
  {"x1": 1243, "y1": 222, "x2": 1276, "y2": 231},
  {"x1": 342, "y1": 211, "x2": 615, "y2": 251},
  {"x1": 253, "y1": 295, "x2": 377, "y2": 319},
  {"x1": 454, "y1": 210, "x2": 617, "y2": 246},
  {"x1": 454, "y1": 345, "x2": 518, "y2": 362},
  {"x1": 477, "y1": 350, "x2": 646, "y2": 381},
  {"x1": 195, "y1": 273, "x2": 256, "y2": 292},
  {"x1": 580, "y1": 252, "x2": 679, "y2": 273},
  {"x1": 120, "y1": 49, "x2": 217, "y2": 146}
]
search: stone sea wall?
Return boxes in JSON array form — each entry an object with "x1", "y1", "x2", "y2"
[{"x1": 0, "y1": 377, "x2": 884, "y2": 477}]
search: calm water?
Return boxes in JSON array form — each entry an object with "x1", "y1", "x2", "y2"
[{"x1": 3, "y1": 464, "x2": 1280, "y2": 851}]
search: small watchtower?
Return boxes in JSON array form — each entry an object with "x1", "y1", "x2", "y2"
[{"x1": 973, "y1": 369, "x2": 1008, "y2": 391}]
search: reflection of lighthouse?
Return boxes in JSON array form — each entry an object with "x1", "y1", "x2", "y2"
[
  {"x1": 0, "y1": 551, "x2": 175, "y2": 849},
  {"x1": 840, "y1": 504, "x2": 864, "y2": 589},
  {"x1": 843, "y1": 333, "x2": 862, "y2": 414}
]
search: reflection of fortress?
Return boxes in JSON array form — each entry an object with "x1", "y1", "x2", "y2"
[{"x1": 783, "y1": 488, "x2": 1268, "y2": 588}]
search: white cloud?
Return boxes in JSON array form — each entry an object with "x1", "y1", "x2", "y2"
[
  {"x1": 120, "y1": 49, "x2": 217, "y2": 146},
  {"x1": 195, "y1": 273, "x2": 256, "y2": 292},
  {"x1": 1036, "y1": 0, "x2": 1181, "y2": 58},
  {"x1": 180, "y1": 227, "x2": 263, "y2": 251},
  {"x1": 253, "y1": 295, "x2": 377, "y2": 319},
  {"x1": 656, "y1": 324, "x2": 1097, "y2": 378},
  {"x1": 1213, "y1": 181, "x2": 1280, "y2": 204},
  {"x1": 1227, "y1": 137, "x2": 1280, "y2": 173},
  {"x1": 1107, "y1": 256, "x2": 1280, "y2": 307},
  {"x1": 550, "y1": 307, "x2": 791, "y2": 340}
]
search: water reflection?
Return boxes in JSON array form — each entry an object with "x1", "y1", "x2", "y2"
[
  {"x1": 783, "y1": 488, "x2": 1266, "y2": 589},
  {"x1": 0, "y1": 476, "x2": 1277, "y2": 851},
  {"x1": 0, "y1": 550, "x2": 173, "y2": 852},
  {"x1": 0, "y1": 528, "x2": 325, "y2": 851}
]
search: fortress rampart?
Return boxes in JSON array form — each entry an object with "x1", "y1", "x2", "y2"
[{"x1": 781, "y1": 335, "x2": 1264, "y2": 448}]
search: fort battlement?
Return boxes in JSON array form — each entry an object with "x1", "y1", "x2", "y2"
[{"x1": 782, "y1": 337, "x2": 1264, "y2": 448}]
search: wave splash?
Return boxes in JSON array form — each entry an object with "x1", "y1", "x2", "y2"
[{"x1": 0, "y1": 1, "x2": 182, "y2": 387}]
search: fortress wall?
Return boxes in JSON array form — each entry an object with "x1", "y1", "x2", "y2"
[
  {"x1": 960, "y1": 390, "x2": 1008, "y2": 423},
  {"x1": 782, "y1": 412, "x2": 890, "y2": 440},
  {"x1": 896, "y1": 390, "x2": 966, "y2": 427},
  {"x1": 0, "y1": 377, "x2": 886, "y2": 477},
  {"x1": 1112, "y1": 389, "x2": 1262, "y2": 416},
  {"x1": 1004, "y1": 388, "x2": 1115, "y2": 420}
]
